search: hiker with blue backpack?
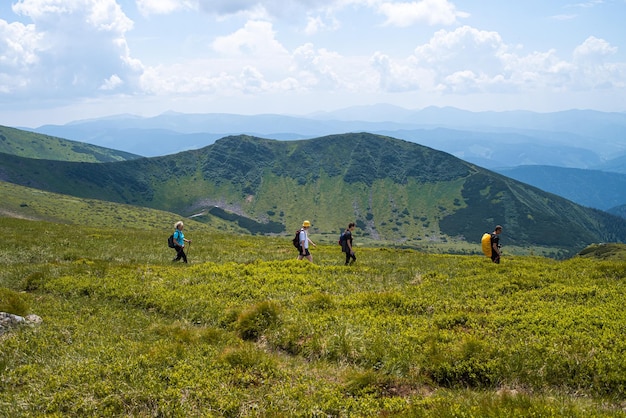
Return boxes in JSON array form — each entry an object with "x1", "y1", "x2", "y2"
[
  {"x1": 171, "y1": 221, "x2": 192, "y2": 263},
  {"x1": 340, "y1": 223, "x2": 357, "y2": 265}
]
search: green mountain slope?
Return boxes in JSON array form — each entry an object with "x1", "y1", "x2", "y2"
[
  {"x1": 1, "y1": 133, "x2": 625, "y2": 256},
  {"x1": 0, "y1": 181, "x2": 243, "y2": 233},
  {"x1": 0, "y1": 125, "x2": 141, "y2": 162}
]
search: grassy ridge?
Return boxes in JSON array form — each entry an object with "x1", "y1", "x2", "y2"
[
  {"x1": 1, "y1": 215, "x2": 626, "y2": 416},
  {"x1": 0, "y1": 125, "x2": 140, "y2": 162},
  {"x1": 0, "y1": 181, "x2": 244, "y2": 234}
]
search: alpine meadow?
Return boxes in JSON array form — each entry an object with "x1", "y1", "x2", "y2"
[{"x1": 2, "y1": 127, "x2": 626, "y2": 417}]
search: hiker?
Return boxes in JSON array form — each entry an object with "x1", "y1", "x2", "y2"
[
  {"x1": 297, "y1": 220, "x2": 316, "y2": 262},
  {"x1": 341, "y1": 222, "x2": 357, "y2": 265},
  {"x1": 172, "y1": 221, "x2": 192, "y2": 263},
  {"x1": 490, "y1": 225, "x2": 503, "y2": 264}
]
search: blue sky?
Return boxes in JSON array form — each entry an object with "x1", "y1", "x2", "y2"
[{"x1": 1, "y1": 0, "x2": 625, "y2": 127}]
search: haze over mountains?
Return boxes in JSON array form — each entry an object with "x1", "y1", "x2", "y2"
[{"x1": 27, "y1": 106, "x2": 626, "y2": 169}]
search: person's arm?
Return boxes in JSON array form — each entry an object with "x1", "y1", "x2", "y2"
[{"x1": 308, "y1": 237, "x2": 316, "y2": 247}]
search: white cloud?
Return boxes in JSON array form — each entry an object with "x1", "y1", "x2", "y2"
[
  {"x1": 304, "y1": 15, "x2": 340, "y2": 35},
  {"x1": 407, "y1": 26, "x2": 508, "y2": 93},
  {"x1": 573, "y1": 36, "x2": 617, "y2": 62},
  {"x1": 571, "y1": 0, "x2": 605, "y2": 8},
  {"x1": 378, "y1": 0, "x2": 469, "y2": 27},
  {"x1": 371, "y1": 51, "x2": 433, "y2": 91},
  {"x1": 239, "y1": 65, "x2": 269, "y2": 93},
  {"x1": 502, "y1": 49, "x2": 574, "y2": 91},
  {"x1": 0, "y1": 20, "x2": 42, "y2": 69},
  {"x1": 368, "y1": 25, "x2": 626, "y2": 97},
  {"x1": 99, "y1": 74, "x2": 123, "y2": 90},
  {"x1": 136, "y1": 0, "x2": 195, "y2": 16},
  {"x1": 13, "y1": 0, "x2": 133, "y2": 32},
  {"x1": 195, "y1": 0, "x2": 341, "y2": 20},
  {"x1": 212, "y1": 20, "x2": 288, "y2": 57},
  {"x1": 572, "y1": 36, "x2": 625, "y2": 89},
  {"x1": 414, "y1": 26, "x2": 506, "y2": 65},
  {"x1": 551, "y1": 14, "x2": 577, "y2": 21},
  {"x1": 304, "y1": 16, "x2": 325, "y2": 35},
  {"x1": 4, "y1": 0, "x2": 141, "y2": 99},
  {"x1": 291, "y1": 43, "x2": 345, "y2": 89}
]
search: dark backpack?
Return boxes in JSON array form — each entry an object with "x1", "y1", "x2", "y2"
[
  {"x1": 338, "y1": 231, "x2": 346, "y2": 246},
  {"x1": 292, "y1": 230, "x2": 302, "y2": 248},
  {"x1": 168, "y1": 233, "x2": 176, "y2": 248}
]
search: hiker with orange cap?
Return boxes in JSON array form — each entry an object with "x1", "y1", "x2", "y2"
[{"x1": 297, "y1": 220, "x2": 316, "y2": 262}]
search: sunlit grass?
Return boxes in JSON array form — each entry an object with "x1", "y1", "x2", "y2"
[{"x1": 1, "y1": 217, "x2": 625, "y2": 416}]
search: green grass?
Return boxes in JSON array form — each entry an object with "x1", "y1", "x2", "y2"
[
  {"x1": 0, "y1": 181, "x2": 245, "y2": 233},
  {"x1": 1, "y1": 215, "x2": 626, "y2": 417}
]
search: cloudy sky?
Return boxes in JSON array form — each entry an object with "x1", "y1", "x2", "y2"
[{"x1": 1, "y1": 0, "x2": 625, "y2": 127}]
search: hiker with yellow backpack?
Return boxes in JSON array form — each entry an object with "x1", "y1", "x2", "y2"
[{"x1": 481, "y1": 225, "x2": 503, "y2": 264}]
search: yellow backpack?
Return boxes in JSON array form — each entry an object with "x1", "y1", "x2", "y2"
[{"x1": 481, "y1": 233, "x2": 492, "y2": 257}]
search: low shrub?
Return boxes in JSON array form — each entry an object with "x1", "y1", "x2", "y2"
[
  {"x1": 235, "y1": 300, "x2": 281, "y2": 341},
  {"x1": 0, "y1": 287, "x2": 30, "y2": 316}
]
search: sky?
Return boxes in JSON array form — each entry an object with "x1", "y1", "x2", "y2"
[{"x1": 1, "y1": 0, "x2": 625, "y2": 127}]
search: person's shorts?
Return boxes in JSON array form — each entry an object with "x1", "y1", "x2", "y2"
[{"x1": 300, "y1": 248, "x2": 311, "y2": 256}]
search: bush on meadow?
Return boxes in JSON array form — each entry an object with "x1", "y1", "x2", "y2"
[
  {"x1": 235, "y1": 300, "x2": 281, "y2": 341},
  {"x1": 0, "y1": 287, "x2": 30, "y2": 316}
]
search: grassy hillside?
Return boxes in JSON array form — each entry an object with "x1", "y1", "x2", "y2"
[
  {"x1": 1, "y1": 133, "x2": 625, "y2": 257},
  {"x1": 0, "y1": 125, "x2": 140, "y2": 162},
  {"x1": 1, "y1": 214, "x2": 626, "y2": 416},
  {"x1": 0, "y1": 181, "x2": 244, "y2": 234},
  {"x1": 577, "y1": 243, "x2": 626, "y2": 260}
]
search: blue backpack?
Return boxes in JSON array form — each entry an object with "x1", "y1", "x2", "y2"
[{"x1": 338, "y1": 231, "x2": 346, "y2": 246}]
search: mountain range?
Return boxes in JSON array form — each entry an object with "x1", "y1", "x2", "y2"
[
  {"x1": 495, "y1": 166, "x2": 626, "y2": 214},
  {"x1": 25, "y1": 106, "x2": 626, "y2": 172},
  {"x1": 15, "y1": 106, "x2": 626, "y2": 217},
  {"x1": 1, "y1": 127, "x2": 625, "y2": 258}
]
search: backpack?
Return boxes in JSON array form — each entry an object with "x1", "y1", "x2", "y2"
[
  {"x1": 481, "y1": 233, "x2": 492, "y2": 257},
  {"x1": 338, "y1": 231, "x2": 346, "y2": 246},
  {"x1": 292, "y1": 230, "x2": 302, "y2": 248},
  {"x1": 168, "y1": 233, "x2": 175, "y2": 248}
]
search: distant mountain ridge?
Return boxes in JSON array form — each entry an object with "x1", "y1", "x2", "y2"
[
  {"x1": 496, "y1": 166, "x2": 626, "y2": 212},
  {"x1": 1, "y1": 132, "x2": 625, "y2": 257},
  {"x1": 26, "y1": 106, "x2": 626, "y2": 171}
]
